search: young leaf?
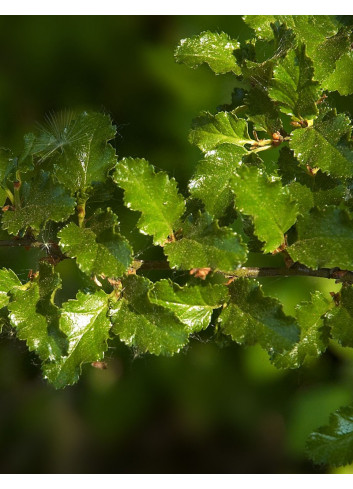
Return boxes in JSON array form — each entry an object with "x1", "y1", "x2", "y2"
[
  {"x1": 273, "y1": 292, "x2": 333, "y2": 369},
  {"x1": 269, "y1": 45, "x2": 320, "y2": 120},
  {"x1": 218, "y1": 278, "x2": 300, "y2": 354},
  {"x1": 44, "y1": 289, "x2": 111, "y2": 388},
  {"x1": 0, "y1": 268, "x2": 21, "y2": 309},
  {"x1": 113, "y1": 157, "x2": 185, "y2": 246},
  {"x1": 290, "y1": 111, "x2": 353, "y2": 178},
  {"x1": 175, "y1": 31, "x2": 240, "y2": 75},
  {"x1": 188, "y1": 144, "x2": 247, "y2": 218},
  {"x1": 230, "y1": 166, "x2": 299, "y2": 253},
  {"x1": 58, "y1": 210, "x2": 132, "y2": 279},
  {"x1": 2, "y1": 170, "x2": 76, "y2": 236},
  {"x1": 149, "y1": 279, "x2": 228, "y2": 333},
  {"x1": 189, "y1": 111, "x2": 253, "y2": 153},
  {"x1": 8, "y1": 262, "x2": 64, "y2": 362},
  {"x1": 307, "y1": 404, "x2": 353, "y2": 467},
  {"x1": 41, "y1": 111, "x2": 117, "y2": 193},
  {"x1": 288, "y1": 206, "x2": 353, "y2": 270},
  {"x1": 164, "y1": 212, "x2": 247, "y2": 273},
  {"x1": 110, "y1": 275, "x2": 189, "y2": 355}
]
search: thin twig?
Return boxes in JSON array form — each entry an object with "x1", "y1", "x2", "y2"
[{"x1": 1, "y1": 239, "x2": 352, "y2": 284}]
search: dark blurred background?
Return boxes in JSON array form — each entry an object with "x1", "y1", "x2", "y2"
[{"x1": 0, "y1": 15, "x2": 352, "y2": 474}]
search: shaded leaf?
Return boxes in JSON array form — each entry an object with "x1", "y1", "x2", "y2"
[
  {"x1": 307, "y1": 404, "x2": 353, "y2": 466},
  {"x1": 288, "y1": 206, "x2": 353, "y2": 270},
  {"x1": 36, "y1": 111, "x2": 117, "y2": 193},
  {"x1": 164, "y1": 212, "x2": 247, "y2": 273},
  {"x1": 2, "y1": 170, "x2": 76, "y2": 236},
  {"x1": 290, "y1": 110, "x2": 353, "y2": 178},
  {"x1": 325, "y1": 286, "x2": 353, "y2": 347},
  {"x1": 273, "y1": 292, "x2": 333, "y2": 368},
  {"x1": 110, "y1": 275, "x2": 189, "y2": 355},
  {"x1": 269, "y1": 45, "x2": 320, "y2": 119},
  {"x1": 218, "y1": 278, "x2": 299, "y2": 354}
]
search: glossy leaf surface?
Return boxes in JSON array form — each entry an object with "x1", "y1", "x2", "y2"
[
  {"x1": 113, "y1": 157, "x2": 185, "y2": 246},
  {"x1": 290, "y1": 111, "x2": 353, "y2": 178},
  {"x1": 189, "y1": 111, "x2": 253, "y2": 153},
  {"x1": 58, "y1": 211, "x2": 132, "y2": 278},
  {"x1": 230, "y1": 166, "x2": 298, "y2": 253},
  {"x1": 188, "y1": 144, "x2": 246, "y2": 218},
  {"x1": 175, "y1": 31, "x2": 240, "y2": 74},
  {"x1": 288, "y1": 207, "x2": 353, "y2": 269},
  {"x1": 149, "y1": 279, "x2": 228, "y2": 332},
  {"x1": 44, "y1": 290, "x2": 111, "y2": 388},
  {"x1": 164, "y1": 213, "x2": 247, "y2": 272},
  {"x1": 307, "y1": 404, "x2": 353, "y2": 466},
  {"x1": 110, "y1": 275, "x2": 189, "y2": 355},
  {"x1": 218, "y1": 278, "x2": 300, "y2": 354}
]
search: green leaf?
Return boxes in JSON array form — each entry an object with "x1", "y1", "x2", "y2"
[
  {"x1": 309, "y1": 27, "x2": 352, "y2": 92},
  {"x1": 243, "y1": 16, "x2": 352, "y2": 95},
  {"x1": 113, "y1": 157, "x2": 185, "y2": 246},
  {"x1": 2, "y1": 170, "x2": 76, "y2": 236},
  {"x1": 0, "y1": 268, "x2": 21, "y2": 309},
  {"x1": 149, "y1": 279, "x2": 228, "y2": 333},
  {"x1": 278, "y1": 146, "x2": 346, "y2": 210},
  {"x1": 8, "y1": 262, "x2": 64, "y2": 362},
  {"x1": 290, "y1": 111, "x2": 353, "y2": 178},
  {"x1": 288, "y1": 206, "x2": 353, "y2": 270},
  {"x1": 58, "y1": 210, "x2": 132, "y2": 279},
  {"x1": 37, "y1": 111, "x2": 117, "y2": 193},
  {"x1": 230, "y1": 166, "x2": 299, "y2": 253},
  {"x1": 287, "y1": 182, "x2": 314, "y2": 216},
  {"x1": 269, "y1": 45, "x2": 320, "y2": 120},
  {"x1": 244, "y1": 86, "x2": 282, "y2": 134},
  {"x1": 273, "y1": 292, "x2": 333, "y2": 368},
  {"x1": 175, "y1": 31, "x2": 240, "y2": 75},
  {"x1": 218, "y1": 278, "x2": 299, "y2": 354},
  {"x1": 242, "y1": 16, "x2": 277, "y2": 40},
  {"x1": 110, "y1": 275, "x2": 189, "y2": 355},
  {"x1": 188, "y1": 144, "x2": 247, "y2": 218},
  {"x1": 307, "y1": 404, "x2": 353, "y2": 466},
  {"x1": 324, "y1": 51, "x2": 353, "y2": 96},
  {"x1": 164, "y1": 212, "x2": 247, "y2": 273},
  {"x1": 0, "y1": 148, "x2": 16, "y2": 205},
  {"x1": 44, "y1": 289, "x2": 111, "y2": 388},
  {"x1": 325, "y1": 286, "x2": 353, "y2": 347},
  {"x1": 189, "y1": 111, "x2": 253, "y2": 153}
]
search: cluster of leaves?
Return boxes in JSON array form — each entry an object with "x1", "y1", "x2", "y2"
[{"x1": 1, "y1": 15, "x2": 353, "y2": 467}]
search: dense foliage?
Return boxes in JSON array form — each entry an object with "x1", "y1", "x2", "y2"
[{"x1": 1, "y1": 15, "x2": 353, "y2": 468}]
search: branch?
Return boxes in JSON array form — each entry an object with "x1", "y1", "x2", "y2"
[
  {"x1": 225, "y1": 265, "x2": 353, "y2": 284},
  {"x1": 140, "y1": 261, "x2": 353, "y2": 284},
  {"x1": 1, "y1": 239, "x2": 352, "y2": 284},
  {"x1": 0, "y1": 238, "x2": 43, "y2": 248}
]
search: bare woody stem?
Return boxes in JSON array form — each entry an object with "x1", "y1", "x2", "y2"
[{"x1": 1, "y1": 238, "x2": 353, "y2": 284}]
